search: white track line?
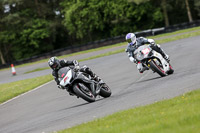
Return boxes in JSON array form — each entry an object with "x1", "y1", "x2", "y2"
[{"x1": 0, "y1": 80, "x2": 54, "y2": 106}]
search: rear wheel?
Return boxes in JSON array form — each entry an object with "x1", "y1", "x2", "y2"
[
  {"x1": 73, "y1": 83, "x2": 95, "y2": 103},
  {"x1": 149, "y1": 59, "x2": 167, "y2": 77},
  {"x1": 99, "y1": 84, "x2": 112, "y2": 98}
]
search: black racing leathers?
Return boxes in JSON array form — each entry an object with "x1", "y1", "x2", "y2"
[
  {"x1": 52, "y1": 60, "x2": 96, "y2": 85},
  {"x1": 52, "y1": 60, "x2": 75, "y2": 85}
]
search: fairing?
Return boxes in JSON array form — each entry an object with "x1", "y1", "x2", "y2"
[{"x1": 134, "y1": 45, "x2": 170, "y2": 73}]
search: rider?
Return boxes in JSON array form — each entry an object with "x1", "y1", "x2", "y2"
[
  {"x1": 125, "y1": 33, "x2": 170, "y2": 73},
  {"x1": 48, "y1": 56, "x2": 101, "y2": 89}
]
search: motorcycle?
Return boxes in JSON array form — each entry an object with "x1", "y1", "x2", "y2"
[
  {"x1": 133, "y1": 45, "x2": 174, "y2": 77},
  {"x1": 58, "y1": 66, "x2": 111, "y2": 102}
]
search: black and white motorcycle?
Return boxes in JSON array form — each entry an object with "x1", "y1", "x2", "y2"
[
  {"x1": 58, "y1": 66, "x2": 111, "y2": 103},
  {"x1": 134, "y1": 45, "x2": 174, "y2": 77}
]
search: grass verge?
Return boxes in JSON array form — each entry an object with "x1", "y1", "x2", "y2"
[
  {"x1": 1, "y1": 26, "x2": 200, "y2": 72},
  {"x1": 0, "y1": 74, "x2": 53, "y2": 104},
  {"x1": 154, "y1": 30, "x2": 200, "y2": 44},
  {"x1": 25, "y1": 27, "x2": 200, "y2": 74},
  {"x1": 0, "y1": 42, "x2": 126, "y2": 72},
  {"x1": 24, "y1": 67, "x2": 50, "y2": 74},
  {"x1": 1, "y1": 26, "x2": 200, "y2": 104},
  {"x1": 25, "y1": 49, "x2": 125, "y2": 74},
  {"x1": 151, "y1": 26, "x2": 200, "y2": 39},
  {"x1": 59, "y1": 89, "x2": 200, "y2": 133}
]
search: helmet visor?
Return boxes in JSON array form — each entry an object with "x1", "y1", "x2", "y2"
[
  {"x1": 52, "y1": 63, "x2": 58, "y2": 69},
  {"x1": 126, "y1": 38, "x2": 132, "y2": 43}
]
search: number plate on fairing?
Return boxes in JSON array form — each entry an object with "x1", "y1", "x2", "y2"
[
  {"x1": 142, "y1": 48, "x2": 150, "y2": 55},
  {"x1": 60, "y1": 70, "x2": 72, "y2": 86}
]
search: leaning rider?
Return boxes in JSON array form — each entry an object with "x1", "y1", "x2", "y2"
[
  {"x1": 125, "y1": 33, "x2": 170, "y2": 73},
  {"x1": 48, "y1": 57, "x2": 101, "y2": 89}
]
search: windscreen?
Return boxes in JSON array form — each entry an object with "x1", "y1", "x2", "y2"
[
  {"x1": 57, "y1": 67, "x2": 70, "y2": 79},
  {"x1": 134, "y1": 45, "x2": 151, "y2": 61}
]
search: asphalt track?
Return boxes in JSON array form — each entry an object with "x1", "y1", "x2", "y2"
[
  {"x1": 1, "y1": 36, "x2": 200, "y2": 133},
  {"x1": 0, "y1": 45, "x2": 125, "y2": 84}
]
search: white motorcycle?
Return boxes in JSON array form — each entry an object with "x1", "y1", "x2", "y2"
[{"x1": 134, "y1": 45, "x2": 174, "y2": 77}]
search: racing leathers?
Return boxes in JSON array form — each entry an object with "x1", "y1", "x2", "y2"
[
  {"x1": 126, "y1": 37, "x2": 169, "y2": 73},
  {"x1": 52, "y1": 60, "x2": 100, "y2": 87}
]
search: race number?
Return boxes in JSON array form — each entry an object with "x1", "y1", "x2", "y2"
[{"x1": 142, "y1": 48, "x2": 150, "y2": 55}]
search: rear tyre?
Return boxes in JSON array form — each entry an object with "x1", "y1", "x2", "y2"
[
  {"x1": 99, "y1": 84, "x2": 112, "y2": 98},
  {"x1": 73, "y1": 83, "x2": 95, "y2": 103},
  {"x1": 149, "y1": 59, "x2": 167, "y2": 77}
]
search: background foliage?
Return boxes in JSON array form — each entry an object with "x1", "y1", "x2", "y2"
[{"x1": 0, "y1": 0, "x2": 199, "y2": 64}]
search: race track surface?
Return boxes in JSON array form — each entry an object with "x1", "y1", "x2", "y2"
[
  {"x1": 1, "y1": 36, "x2": 200, "y2": 133},
  {"x1": 0, "y1": 45, "x2": 125, "y2": 84}
]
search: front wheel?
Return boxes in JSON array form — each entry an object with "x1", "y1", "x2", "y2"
[
  {"x1": 148, "y1": 59, "x2": 167, "y2": 77},
  {"x1": 73, "y1": 83, "x2": 95, "y2": 103},
  {"x1": 99, "y1": 84, "x2": 112, "y2": 98},
  {"x1": 167, "y1": 63, "x2": 174, "y2": 75}
]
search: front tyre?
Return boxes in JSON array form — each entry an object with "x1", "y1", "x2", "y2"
[
  {"x1": 149, "y1": 59, "x2": 167, "y2": 77},
  {"x1": 167, "y1": 63, "x2": 174, "y2": 75},
  {"x1": 73, "y1": 83, "x2": 95, "y2": 103},
  {"x1": 99, "y1": 84, "x2": 111, "y2": 98}
]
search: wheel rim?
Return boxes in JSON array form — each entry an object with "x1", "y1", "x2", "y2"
[
  {"x1": 153, "y1": 60, "x2": 165, "y2": 74},
  {"x1": 102, "y1": 84, "x2": 110, "y2": 92},
  {"x1": 77, "y1": 84, "x2": 94, "y2": 98}
]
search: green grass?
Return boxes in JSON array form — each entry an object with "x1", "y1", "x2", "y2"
[
  {"x1": 0, "y1": 74, "x2": 53, "y2": 104},
  {"x1": 24, "y1": 67, "x2": 49, "y2": 74},
  {"x1": 1, "y1": 26, "x2": 200, "y2": 73},
  {"x1": 59, "y1": 89, "x2": 200, "y2": 133},
  {"x1": 79, "y1": 49, "x2": 125, "y2": 62},
  {"x1": 0, "y1": 42, "x2": 126, "y2": 72},
  {"x1": 155, "y1": 30, "x2": 200, "y2": 44},
  {"x1": 25, "y1": 27, "x2": 200, "y2": 74},
  {"x1": 24, "y1": 49, "x2": 125, "y2": 74},
  {"x1": 150, "y1": 26, "x2": 200, "y2": 39},
  {"x1": 1, "y1": 26, "x2": 200, "y2": 104},
  {"x1": 0, "y1": 28, "x2": 200, "y2": 133}
]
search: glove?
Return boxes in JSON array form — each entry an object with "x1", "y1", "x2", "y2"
[
  {"x1": 73, "y1": 60, "x2": 79, "y2": 66},
  {"x1": 74, "y1": 65, "x2": 80, "y2": 72},
  {"x1": 148, "y1": 39, "x2": 155, "y2": 45},
  {"x1": 129, "y1": 57, "x2": 137, "y2": 63},
  {"x1": 150, "y1": 42, "x2": 156, "y2": 46}
]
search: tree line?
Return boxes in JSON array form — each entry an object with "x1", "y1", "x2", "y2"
[{"x1": 0, "y1": 0, "x2": 199, "y2": 65}]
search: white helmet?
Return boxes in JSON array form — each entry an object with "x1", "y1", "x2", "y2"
[{"x1": 125, "y1": 33, "x2": 136, "y2": 46}]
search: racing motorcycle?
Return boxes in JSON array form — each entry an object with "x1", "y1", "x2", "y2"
[
  {"x1": 58, "y1": 66, "x2": 111, "y2": 103},
  {"x1": 133, "y1": 45, "x2": 174, "y2": 77}
]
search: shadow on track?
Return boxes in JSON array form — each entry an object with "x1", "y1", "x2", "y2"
[
  {"x1": 136, "y1": 76, "x2": 162, "y2": 83},
  {"x1": 112, "y1": 76, "x2": 163, "y2": 98},
  {"x1": 58, "y1": 98, "x2": 105, "y2": 111}
]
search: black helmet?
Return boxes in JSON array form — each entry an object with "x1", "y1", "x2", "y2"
[{"x1": 48, "y1": 57, "x2": 60, "y2": 70}]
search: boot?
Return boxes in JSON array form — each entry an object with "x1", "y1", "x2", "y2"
[
  {"x1": 92, "y1": 74, "x2": 102, "y2": 82},
  {"x1": 83, "y1": 66, "x2": 102, "y2": 82},
  {"x1": 154, "y1": 45, "x2": 170, "y2": 62},
  {"x1": 137, "y1": 63, "x2": 149, "y2": 73},
  {"x1": 160, "y1": 50, "x2": 170, "y2": 62}
]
